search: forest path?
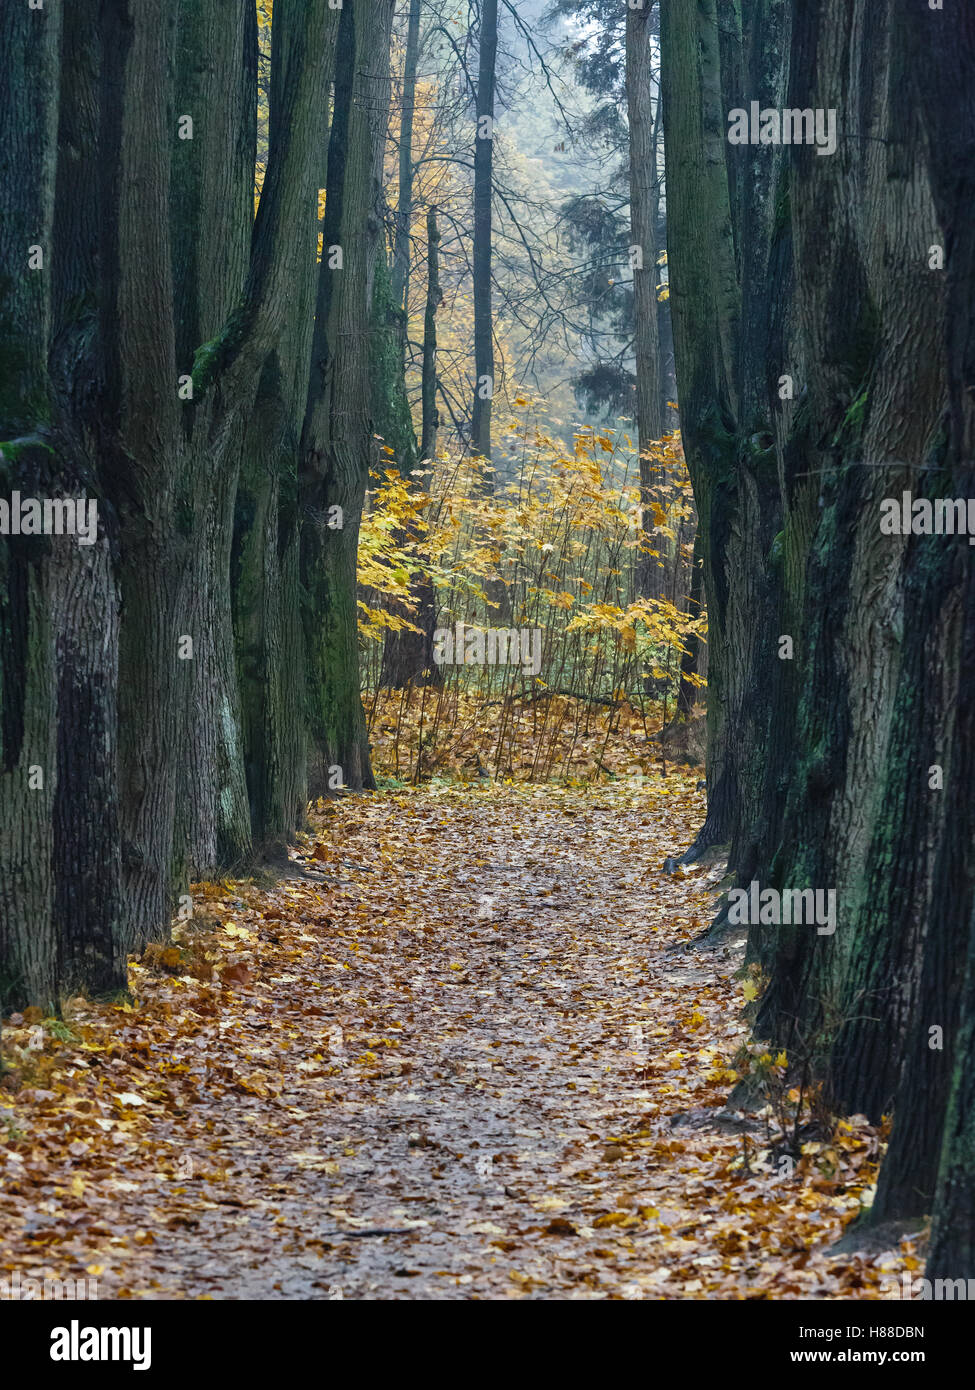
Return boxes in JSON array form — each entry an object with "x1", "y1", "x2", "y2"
[{"x1": 2, "y1": 780, "x2": 901, "y2": 1298}]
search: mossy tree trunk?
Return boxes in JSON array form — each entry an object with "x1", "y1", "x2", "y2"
[
  {"x1": 888, "y1": 2, "x2": 975, "y2": 1265},
  {"x1": 181, "y1": 0, "x2": 337, "y2": 859},
  {"x1": 301, "y1": 0, "x2": 396, "y2": 792},
  {"x1": 660, "y1": 0, "x2": 743, "y2": 856},
  {"x1": 172, "y1": 0, "x2": 257, "y2": 879},
  {"x1": 663, "y1": 0, "x2": 975, "y2": 1260},
  {"x1": 1, "y1": 0, "x2": 343, "y2": 1004},
  {"x1": 1, "y1": 0, "x2": 126, "y2": 1006},
  {"x1": 749, "y1": 2, "x2": 947, "y2": 1132}
]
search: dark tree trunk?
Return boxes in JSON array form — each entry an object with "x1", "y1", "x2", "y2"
[
  {"x1": 1, "y1": 0, "x2": 342, "y2": 1006},
  {"x1": 471, "y1": 0, "x2": 498, "y2": 468},
  {"x1": 172, "y1": 0, "x2": 257, "y2": 879},
  {"x1": 749, "y1": 1, "x2": 947, "y2": 1126},
  {"x1": 675, "y1": 531, "x2": 703, "y2": 722},
  {"x1": 49, "y1": 0, "x2": 126, "y2": 999},
  {"x1": 663, "y1": 0, "x2": 975, "y2": 1260},
  {"x1": 234, "y1": 348, "x2": 314, "y2": 854},
  {"x1": 189, "y1": 0, "x2": 337, "y2": 851},
  {"x1": 626, "y1": 0, "x2": 663, "y2": 601},
  {"x1": 380, "y1": 206, "x2": 442, "y2": 690},
  {"x1": 421, "y1": 208, "x2": 441, "y2": 463},
  {"x1": 0, "y1": 0, "x2": 63, "y2": 1008},
  {"x1": 391, "y1": 0, "x2": 421, "y2": 327},
  {"x1": 96, "y1": 0, "x2": 189, "y2": 951},
  {"x1": 1, "y1": 0, "x2": 126, "y2": 1005},
  {"x1": 659, "y1": 0, "x2": 742, "y2": 856},
  {"x1": 301, "y1": 0, "x2": 395, "y2": 791},
  {"x1": 894, "y1": 2, "x2": 975, "y2": 1270}
]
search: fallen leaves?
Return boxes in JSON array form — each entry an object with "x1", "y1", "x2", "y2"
[{"x1": 0, "y1": 774, "x2": 919, "y2": 1299}]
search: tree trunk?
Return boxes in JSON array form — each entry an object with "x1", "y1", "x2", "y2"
[
  {"x1": 0, "y1": 0, "x2": 62, "y2": 1008},
  {"x1": 301, "y1": 0, "x2": 395, "y2": 791},
  {"x1": 471, "y1": 0, "x2": 498, "y2": 467},
  {"x1": 50, "y1": 0, "x2": 126, "y2": 999},
  {"x1": 172, "y1": 0, "x2": 257, "y2": 879},
  {"x1": 189, "y1": 0, "x2": 338, "y2": 851},
  {"x1": 1, "y1": 0, "x2": 344, "y2": 1006},
  {"x1": 894, "y1": 1, "x2": 975, "y2": 1268},
  {"x1": 234, "y1": 348, "x2": 314, "y2": 854},
  {"x1": 391, "y1": 0, "x2": 421, "y2": 328},
  {"x1": 626, "y1": 0, "x2": 663, "y2": 601},
  {"x1": 379, "y1": 207, "x2": 442, "y2": 689},
  {"x1": 663, "y1": 0, "x2": 975, "y2": 1257},
  {"x1": 421, "y1": 207, "x2": 441, "y2": 462},
  {"x1": 659, "y1": 0, "x2": 742, "y2": 855},
  {"x1": 0, "y1": 487, "x2": 58, "y2": 1009},
  {"x1": 749, "y1": 0, "x2": 946, "y2": 1117},
  {"x1": 2, "y1": 0, "x2": 124, "y2": 1005},
  {"x1": 675, "y1": 531, "x2": 703, "y2": 721}
]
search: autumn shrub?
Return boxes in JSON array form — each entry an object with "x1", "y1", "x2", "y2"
[{"x1": 358, "y1": 420, "x2": 705, "y2": 781}]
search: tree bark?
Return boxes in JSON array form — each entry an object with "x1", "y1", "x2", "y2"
[
  {"x1": 1, "y1": 0, "x2": 343, "y2": 1005},
  {"x1": 0, "y1": 0, "x2": 63, "y2": 1008},
  {"x1": 379, "y1": 206, "x2": 442, "y2": 690},
  {"x1": 894, "y1": 1, "x2": 975, "y2": 1269},
  {"x1": 391, "y1": 0, "x2": 422, "y2": 328},
  {"x1": 626, "y1": 0, "x2": 663, "y2": 601},
  {"x1": 659, "y1": 0, "x2": 742, "y2": 855},
  {"x1": 471, "y1": 0, "x2": 498, "y2": 467},
  {"x1": 301, "y1": 0, "x2": 396, "y2": 791},
  {"x1": 172, "y1": 0, "x2": 256, "y2": 878},
  {"x1": 188, "y1": 0, "x2": 338, "y2": 856},
  {"x1": 663, "y1": 0, "x2": 975, "y2": 1257}
]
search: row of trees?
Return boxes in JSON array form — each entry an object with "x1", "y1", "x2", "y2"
[
  {"x1": 1, "y1": 0, "x2": 690, "y2": 1016},
  {"x1": 549, "y1": 0, "x2": 674, "y2": 597},
  {"x1": 659, "y1": 0, "x2": 975, "y2": 1274},
  {"x1": 3, "y1": 0, "x2": 653, "y2": 987},
  {"x1": 0, "y1": 0, "x2": 397, "y2": 1008}
]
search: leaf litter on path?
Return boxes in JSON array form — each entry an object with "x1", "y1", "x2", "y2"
[{"x1": 0, "y1": 774, "x2": 916, "y2": 1298}]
